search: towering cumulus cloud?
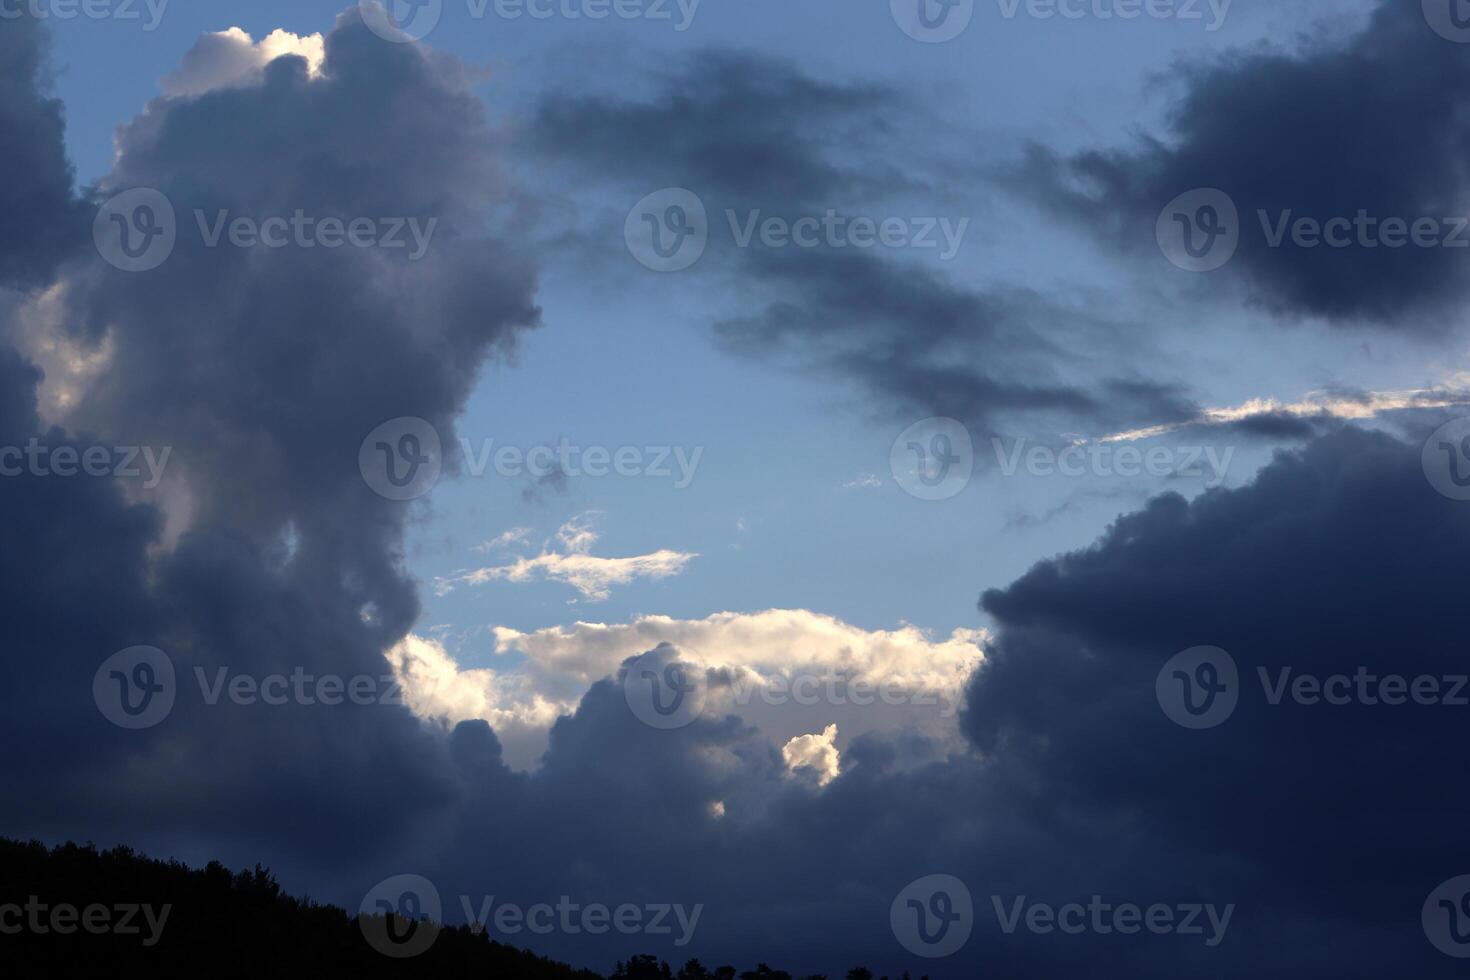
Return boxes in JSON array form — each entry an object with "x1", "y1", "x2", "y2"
[{"x1": 0, "y1": 8, "x2": 539, "y2": 873}]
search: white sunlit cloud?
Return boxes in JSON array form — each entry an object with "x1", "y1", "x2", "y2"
[
  {"x1": 386, "y1": 634, "x2": 578, "y2": 769},
  {"x1": 390, "y1": 609, "x2": 987, "y2": 771},
  {"x1": 473, "y1": 526, "x2": 532, "y2": 554},
  {"x1": 160, "y1": 27, "x2": 326, "y2": 98},
  {"x1": 782, "y1": 724, "x2": 841, "y2": 786},
  {"x1": 434, "y1": 512, "x2": 697, "y2": 602}
]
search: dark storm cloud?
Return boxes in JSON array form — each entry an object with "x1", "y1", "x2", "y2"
[
  {"x1": 419, "y1": 421, "x2": 1470, "y2": 980},
  {"x1": 1016, "y1": 0, "x2": 1470, "y2": 325},
  {"x1": 527, "y1": 51, "x2": 1200, "y2": 442},
  {"x1": 0, "y1": 18, "x2": 84, "y2": 285},
  {"x1": 324, "y1": 420, "x2": 1470, "y2": 979},
  {"x1": 0, "y1": 6, "x2": 539, "y2": 875},
  {"x1": 958, "y1": 423, "x2": 1470, "y2": 977}
]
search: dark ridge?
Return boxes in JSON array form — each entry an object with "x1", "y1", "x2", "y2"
[{"x1": 0, "y1": 838, "x2": 914, "y2": 980}]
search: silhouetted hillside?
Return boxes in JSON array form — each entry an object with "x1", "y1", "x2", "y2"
[
  {"x1": 0, "y1": 837, "x2": 598, "y2": 976},
  {"x1": 0, "y1": 838, "x2": 915, "y2": 979}
]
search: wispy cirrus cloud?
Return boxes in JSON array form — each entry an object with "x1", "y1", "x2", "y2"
[
  {"x1": 526, "y1": 51, "x2": 1201, "y2": 444},
  {"x1": 435, "y1": 512, "x2": 696, "y2": 601},
  {"x1": 472, "y1": 525, "x2": 531, "y2": 554},
  {"x1": 1101, "y1": 378, "x2": 1470, "y2": 443}
]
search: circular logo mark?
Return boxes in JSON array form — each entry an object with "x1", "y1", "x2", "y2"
[
  {"x1": 359, "y1": 0, "x2": 442, "y2": 42},
  {"x1": 93, "y1": 188, "x2": 176, "y2": 273},
  {"x1": 359, "y1": 417, "x2": 443, "y2": 501},
  {"x1": 1156, "y1": 646, "x2": 1239, "y2": 729},
  {"x1": 890, "y1": 418, "x2": 974, "y2": 501},
  {"x1": 891, "y1": 874, "x2": 973, "y2": 958},
  {"x1": 625, "y1": 188, "x2": 708, "y2": 273},
  {"x1": 1425, "y1": 875, "x2": 1470, "y2": 957},
  {"x1": 1424, "y1": 0, "x2": 1470, "y2": 43},
  {"x1": 891, "y1": 0, "x2": 974, "y2": 42},
  {"x1": 1422, "y1": 418, "x2": 1470, "y2": 501},
  {"x1": 1156, "y1": 188, "x2": 1239, "y2": 273},
  {"x1": 359, "y1": 874, "x2": 442, "y2": 958},
  {"x1": 93, "y1": 646, "x2": 176, "y2": 730},
  {"x1": 623, "y1": 644, "x2": 706, "y2": 730}
]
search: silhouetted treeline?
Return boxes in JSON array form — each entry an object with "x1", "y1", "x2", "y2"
[
  {"x1": 0, "y1": 838, "x2": 923, "y2": 978},
  {"x1": 0, "y1": 837, "x2": 597, "y2": 976},
  {"x1": 609, "y1": 956, "x2": 929, "y2": 980}
]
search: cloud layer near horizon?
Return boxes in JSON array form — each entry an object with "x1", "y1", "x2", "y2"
[{"x1": 390, "y1": 608, "x2": 985, "y2": 769}]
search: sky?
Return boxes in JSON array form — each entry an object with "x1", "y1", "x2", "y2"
[
  {"x1": 42, "y1": 0, "x2": 1423, "y2": 644},
  {"x1": 7, "y1": 0, "x2": 1470, "y2": 976}
]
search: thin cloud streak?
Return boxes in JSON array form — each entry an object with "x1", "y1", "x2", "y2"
[{"x1": 1101, "y1": 378, "x2": 1470, "y2": 443}]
